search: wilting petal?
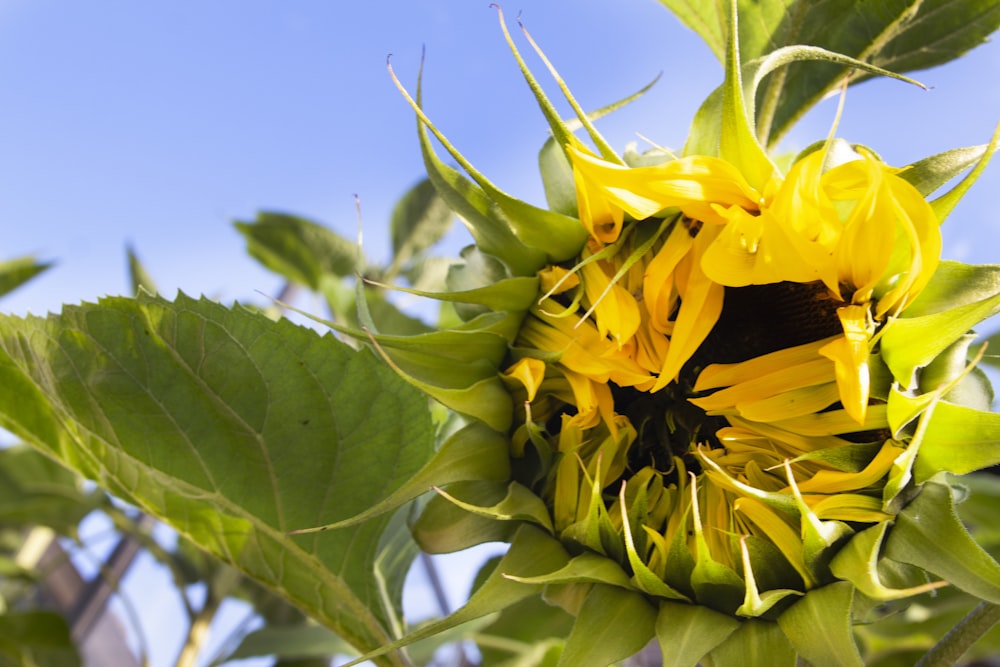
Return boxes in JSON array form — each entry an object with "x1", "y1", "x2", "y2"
[
  {"x1": 504, "y1": 357, "x2": 546, "y2": 402},
  {"x1": 568, "y1": 145, "x2": 760, "y2": 242},
  {"x1": 580, "y1": 244, "x2": 641, "y2": 348},
  {"x1": 819, "y1": 305, "x2": 873, "y2": 424},
  {"x1": 653, "y1": 228, "x2": 726, "y2": 390}
]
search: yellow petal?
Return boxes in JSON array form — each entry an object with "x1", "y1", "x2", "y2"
[
  {"x1": 652, "y1": 228, "x2": 725, "y2": 390},
  {"x1": 818, "y1": 305, "x2": 873, "y2": 424},
  {"x1": 503, "y1": 357, "x2": 546, "y2": 403},
  {"x1": 567, "y1": 145, "x2": 761, "y2": 242}
]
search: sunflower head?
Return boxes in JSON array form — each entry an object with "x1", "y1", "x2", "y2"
[{"x1": 364, "y1": 4, "x2": 1000, "y2": 666}]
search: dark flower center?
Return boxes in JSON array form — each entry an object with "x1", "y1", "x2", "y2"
[{"x1": 617, "y1": 281, "x2": 846, "y2": 484}]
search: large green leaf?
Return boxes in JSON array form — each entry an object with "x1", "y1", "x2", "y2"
[
  {"x1": 658, "y1": 0, "x2": 1000, "y2": 146},
  {"x1": 0, "y1": 293, "x2": 438, "y2": 664}
]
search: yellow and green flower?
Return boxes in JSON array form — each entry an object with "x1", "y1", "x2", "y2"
[{"x1": 327, "y1": 4, "x2": 1000, "y2": 666}]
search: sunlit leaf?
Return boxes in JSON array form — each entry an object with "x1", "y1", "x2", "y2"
[
  {"x1": 881, "y1": 290, "x2": 1000, "y2": 384},
  {"x1": 899, "y1": 143, "x2": 996, "y2": 197},
  {"x1": 903, "y1": 262, "x2": 1000, "y2": 318},
  {"x1": 913, "y1": 402, "x2": 1000, "y2": 480},
  {"x1": 0, "y1": 293, "x2": 437, "y2": 664}
]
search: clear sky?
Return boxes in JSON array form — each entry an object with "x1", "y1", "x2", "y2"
[{"x1": 1, "y1": 2, "x2": 998, "y2": 665}]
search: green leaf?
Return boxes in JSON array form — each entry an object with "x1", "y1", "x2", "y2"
[
  {"x1": 235, "y1": 211, "x2": 359, "y2": 288},
  {"x1": 902, "y1": 262, "x2": 1000, "y2": 318},
  {"x1": 956, "y1": 473, "x2": 1000, "y2": 548},
  {"x1": 367, "y1": 324, "x2": 514, "y2": 432},
  {"x1": 0, "y1": 445, "x2": 104, "y2": 534},
  {"x1": 929, "y1": 121, "x2": 1000, "y2": 224},
  {"x1": 539, "y1": 137, "x2": 578, "y2": 218},
  {"x1": 291, "y1": 421, "x2": 511, "y2": 537},
  {"x1": 881, "y1": 290, "x2": 1000, "y2": 384},
  {"x1": 886, "y1": 478, "x2": 1000, "y2": 605},
  {"x1": 411, "y1": 483, "x2": 516, "y2": 554},
  {"x1": 503, "y1": 551, "x2": 635, "y2": 590},
  {"x1": 417, "y1": 119, "x2": 545, "y2": 276},
  {"x1": 126, "y1": 245, "x2": 158, "y2": 296},
  {"x1": 375, "y1": 275, "x2": 539, "y2": 317},
  {"x1": 399, "y1": 57, "x2": 585, "y2": 271},
  {"x1": 432, "y1": 481, "x2": 553, "y2": 532},
  {"x1": 898, "y1": 143, "x2": 996, "y2": 198},
  {"x1": 473, "y1": 594, "x2": 573, "y2": 666},
  {"x1": 321, "y1": 280, "x2": 432, "y2": 337},
  {"x1": 659, "y1": 0, "x2": 1000, "y2": 146},
  {"x1": 341, "y1": 525, "x2": 571, "y2": 667},
  {"x1": 686, "y1": 44, "x2": 923, "y2": 160},
  {"x1": 776, "y1": 582, "x2": 864, "y2": 667},
  {"x1": 0, "y1": 293, "x2": 437, "y2": 664},
  {"x1": 0, "y1": 611, "x2": 80, "y2": 667},
  {"x1": 0, "y1": 255, "x2": 53, "y2": 300},
  {"x1": 918, "y1": 334, "x2": 993, "y2": 410},
  {"x1": 830, "y1": 522, "x2": 946, "y2": 601},
  {"x1": 556, "y1": 585, "x2": 657, "y2": 667},
  {"x1": 719, "y1": 0, "x2": 775, "y2": 190},
  {"x1": 708, "y1": 618, "x2": 796, "y2": 667},
  {"x1": 387, "y1": 178, "x2": 454, "y2": 279},
  {"x1": 218, "y1": 624, "x2": 357, "y2": 663},
  {"x1": 913, "y1": 402, "x2": 1000, "y2": 480},
  {"x1": 978, "y1": 329, "x2": 1000, "y2": 372},
  {"x1": 656, "y1": 601, "x2": 740, "y2": 667}
]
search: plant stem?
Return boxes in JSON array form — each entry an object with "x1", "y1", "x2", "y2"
[
  {"x1": 915, "y1": 601, "x2": 1000, "y2": 667},
  {"x1": 174, "y1": 567, "x2": 241, "y2": 667}
]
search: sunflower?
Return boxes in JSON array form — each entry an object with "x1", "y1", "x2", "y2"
[
  {"x1": 338, "y1": 4, "x2": 1000, "y2": 666},
  {"x1": 504, "y1": 130, "x2": 930, "y2": 605}
]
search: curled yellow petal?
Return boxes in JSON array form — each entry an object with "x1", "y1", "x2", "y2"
[{"x1": 819, "y1": 305, "x2": 873, "y2": 424}]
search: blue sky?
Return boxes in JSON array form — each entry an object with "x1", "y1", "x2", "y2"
[
  {"x1": 1, "y1": 2, "x2": 998, "y2": 665},
  {"x1": 3, "y1": 1, "x2": 996, "y2": 320}
]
